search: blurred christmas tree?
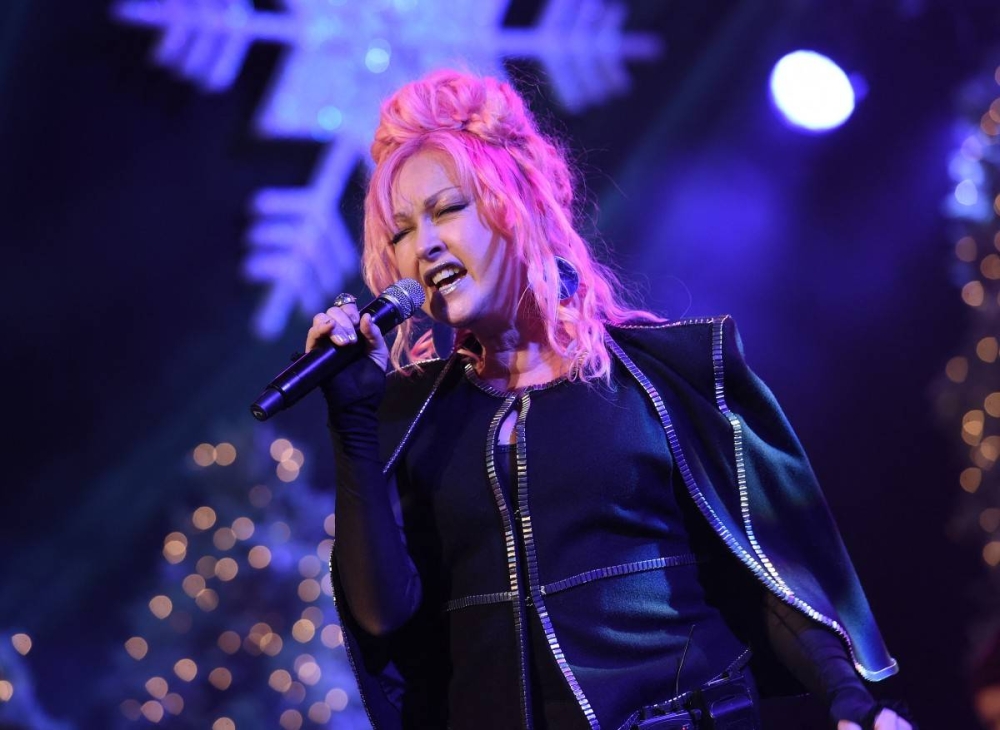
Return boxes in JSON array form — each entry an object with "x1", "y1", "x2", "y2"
[{"x1": 106, "y1": 422, "x2": 367, "y2": 729}]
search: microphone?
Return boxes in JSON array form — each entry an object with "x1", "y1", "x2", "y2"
[{"x1": 251, "y1": 279, "x2": 425, "y2": 421}]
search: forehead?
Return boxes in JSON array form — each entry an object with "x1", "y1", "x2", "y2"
[{"x1": 391, "y1": 149, "x2": 462, "y2": 213}]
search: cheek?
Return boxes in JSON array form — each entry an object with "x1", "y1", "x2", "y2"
[{"x1": 390, "y1": 244, "x2": 418, "y2": 280}]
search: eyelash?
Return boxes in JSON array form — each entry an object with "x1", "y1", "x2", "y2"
[{"x1": 389, "y1": 203, "x2": 467, "y2": 245}]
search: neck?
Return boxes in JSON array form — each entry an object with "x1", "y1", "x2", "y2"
[{"x1": 474, "y1": 322, "x2": 567, "y2": 391}]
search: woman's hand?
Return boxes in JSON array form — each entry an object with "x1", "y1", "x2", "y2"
[
  {"x1": 838, "y1": 708, "x2": 912, "y2": 730},
  {"x1": 307, "y1": 298, "x2": 389, "y2": 373}
]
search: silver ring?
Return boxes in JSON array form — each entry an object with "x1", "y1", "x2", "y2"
[{"x1": 332, "y1": 292, "x2": 357, "y2": 308}]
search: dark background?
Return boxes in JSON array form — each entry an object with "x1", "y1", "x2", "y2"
[{"x1": 1, "y1": 0, "x2": 996, "y2": 727}]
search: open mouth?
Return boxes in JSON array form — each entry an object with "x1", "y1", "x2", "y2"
[{"x1": 429, "y1": 265, "x2": 467, "y2": 295}]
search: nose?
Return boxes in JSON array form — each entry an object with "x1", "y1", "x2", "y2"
[{"x1": 414, "y1": 222, "x2": 445, "y2": 260}]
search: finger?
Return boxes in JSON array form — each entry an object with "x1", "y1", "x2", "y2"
[
  {"x1": 324, "y1": 307, "x2": 359, "y2": 346},
  {"x1": 873, "y1": 710, "x2": 905, "y2": 730},
  {"x1": 306, "y1": 313, "x2": 335, "y2": 352},
  {"x1": 359, "y1": 313, "x2": 385, "y2": 348},
  {"x1": 338, "y1": 301, "x2": 361, "y2": 326}
]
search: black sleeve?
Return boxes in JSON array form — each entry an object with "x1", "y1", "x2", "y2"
[
  {"x1": 765, "y1": 592, "x2": 876, "y2": 727},
  {"x1": 321, "y1": 357, "x2": 422, "y2": 636}
]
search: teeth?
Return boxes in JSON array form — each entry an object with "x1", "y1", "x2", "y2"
[{"x1": 431, "y1": 266, "x2": 463, "y2": 287}]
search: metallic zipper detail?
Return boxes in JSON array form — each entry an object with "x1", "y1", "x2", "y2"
[
  {"x1": 383, "y1": 355, "x2": 457, "y2": 475},
  {"x1": 514, "y1": 392, "x2": 600, "y2": 730},
  {"x1": 605, "y1": 332, "x2": 894, "y2": 682},
  {"x1": 444, "y1": 591, "x2": 516, "y2": 611},
  {"x1": 540, "y1": 554, "x2": 703, "y2": 596},
  {"x1": 463, "y1": 361, "x2": 569, "y2": 398},
  {"x1": 710, "y1": 317, "x2": 791, "y2": 594},
  {"x1": 611, "y1": 317, "x2": 718, "y2": 330},
  {"x1": 485, "y1": 394, "x2": 533, "y2": 730}
]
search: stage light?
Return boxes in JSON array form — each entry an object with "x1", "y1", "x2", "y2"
[{"x1": 769, "y1": 50, "x2": 856, "y2": 132}]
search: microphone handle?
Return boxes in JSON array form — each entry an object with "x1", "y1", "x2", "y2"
[{"x1": 250, "y1": 296, "x2": 402, "y2": 422}]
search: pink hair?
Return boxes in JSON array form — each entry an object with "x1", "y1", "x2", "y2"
[{"x1": 362, "y1": 69, "x2": 660, "y2": 383}]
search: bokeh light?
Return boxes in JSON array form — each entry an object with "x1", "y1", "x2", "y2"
[
  {"x1": 292, "y1": 619, "x2": 316, "y2": 643},
  {"x1": 149, "y1": 595, "x2": 173, "y2": 619},
  {"x1": 141, "y1": 700, "x2": 165, "y2": 722},
  {"x1": 197, "y1": 555, "x2": 218, "y2": 578},
  {"x1": 183, "y1": 574, "x2": 207, "y2": 598},
  {"x1": 269, "y1": 438, "x2": 293, "y2": 461},
  {"x1": 769, "y1": 50, "x2": 856, "y2": 132},
  {"x1": 174, "y1": 658, "x2": 198, "y2": 682},
  {"x1": 326, "y1": 687, "x2": 349, "y2": 711},
  {"x1": 209, "y1": 667, "x2": 233, "y2": 690},
  {"x1": 321, "y1": 624, "x2": 344, "y2": 648},
  {"x1": 298, "y1": 579, "x2": 321, "y2": 602},
  {"x1": 309, "y1": 701, "x2": 332, "y2": 723},
  {"x1": 302, "y1": 606, "x2": 324, "y2": 627},
  {"x1": 145, "y1": 676, "x2": 168, "y2": 699},
  {"x1": 249, "y1": 484, "x2": 272, "y2": 507},
  {"x1": 984, "y1": 540, "x2": 1000, "y2": 567},
  {"x1": 962, "y1": 280, "x2": 985, "y2": 306},
  {"x1": 125, "y1": 636, "x2": 149, "y2": 660},
  {"x1": 163, "y1": 532, "x2": 188, "y2": 564},
  {"x1": 956, "y1": 236, "x2": 978, "y2": 262},
  {"x1": 215, "y1": 442, "x2": 237, "y2": 466},
  {"x1": 120, "y1": 699, "x2": 141, "y2": 720},
  {"x1": 193, "y1": 443, "x2": 215, "y2": 467},
  {"x1": 961, "y1": 467, "x2": 983, "y2": 493},
  {"x1": 280, "y1": 709, "x2": 303, "y2": 730},
  {"x1": 946, "y1": 356, "x2": 969, "y2": 383},
  {"x1": 215, "y1": 557, "x2": 239, "y2": 581},
  {"x1": 248, "y1": 545, "x2": 272, "y2": 569},
  {"x1": 269, "y1": 669, "x2": 292, "y2": 692},
  {"x1": 192, "y1": 506, "x2": 217, "y2": 530},
  {"x1": 218, "y1": 631, "x2": 241, "y2": 655},
  {"x1": 11, "y1": 634, "x2": 32, "y2": 655},
  {"x1": 213, "y1": 527, "x2": 237, "y2": 551},
  {"x1": 232, "y1": 516, "x2": 255, "y2": 540},
  {"x1": 195, "y1": 588, "x2": 220, "y2": 612},
  {"x1": 163, "y1": 693, "x2": 184, "y2": 715},
  {"x1": 299, "y1": 554, "x2": 322, "y2": 578}
]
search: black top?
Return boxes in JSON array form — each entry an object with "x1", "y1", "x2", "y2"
[{"x1": 324, "y1": 319, "x2": 885, "y2": 730}]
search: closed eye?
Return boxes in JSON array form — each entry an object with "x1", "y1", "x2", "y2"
[
  {"x1": 389, "y1": 228, "x2": 410, "y2": 246},
  {"x1": 437, "y1": 202, "x2": 467, "y2": 217}
]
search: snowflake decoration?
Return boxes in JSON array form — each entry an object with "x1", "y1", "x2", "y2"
[{"x1": 113, "y1": 0, "x2": 662, "y2": 338}]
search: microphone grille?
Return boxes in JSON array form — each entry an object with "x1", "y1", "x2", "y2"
[{"x1": 384, "y1": 278, "x2": 426, "y2": 318}]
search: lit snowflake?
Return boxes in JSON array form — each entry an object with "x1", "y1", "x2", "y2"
[{"x1": 113, "y1": 0, "x2": 662, "y2": 338}]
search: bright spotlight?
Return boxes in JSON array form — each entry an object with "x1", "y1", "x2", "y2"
[{"x1": 769, "y1": 50, "x2": 856, "y2": 133}]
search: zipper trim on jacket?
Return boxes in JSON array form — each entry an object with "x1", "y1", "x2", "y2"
[
  {"x1": 605, "y1": 328, "x2": 895, "y2": 682},
  {"x1": 514, "y1": 391, "x2": 600, "y2": 729},
  {"x1": 485, "y1": 394, "x2": 534, "y2": 730}
]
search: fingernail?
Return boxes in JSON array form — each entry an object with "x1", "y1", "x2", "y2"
[{"x1": 333, "y1": 334, "x2": 344, "y2": 345}]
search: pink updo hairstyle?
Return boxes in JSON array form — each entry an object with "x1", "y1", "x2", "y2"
[{"x1": 362, "y1": 69, "x2": 659, "y2": 384}]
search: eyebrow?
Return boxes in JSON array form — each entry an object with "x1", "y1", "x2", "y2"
[{"x1": 392, "y1": 186, "x2": 462, "y2": 223}]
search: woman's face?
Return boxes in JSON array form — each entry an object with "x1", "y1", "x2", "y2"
[{"x1": 388, "y1": 149, "x2": 523, "y2": 337}]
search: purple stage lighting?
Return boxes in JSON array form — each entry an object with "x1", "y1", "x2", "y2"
[{"x1": 769, "y1": 50, "x2": 856, "y2": 133}]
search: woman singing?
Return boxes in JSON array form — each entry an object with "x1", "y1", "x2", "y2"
[{"x1": 308, "y1": 70, "x2": 911, "y2": 730}]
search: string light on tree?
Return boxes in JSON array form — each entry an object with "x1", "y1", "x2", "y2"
[
  {"x1": 940, "y1": 59, "x2": 1000, "y2": 650},
  {"x1": 113, "y1": 427, "x2": 365, "y2": 727}
]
